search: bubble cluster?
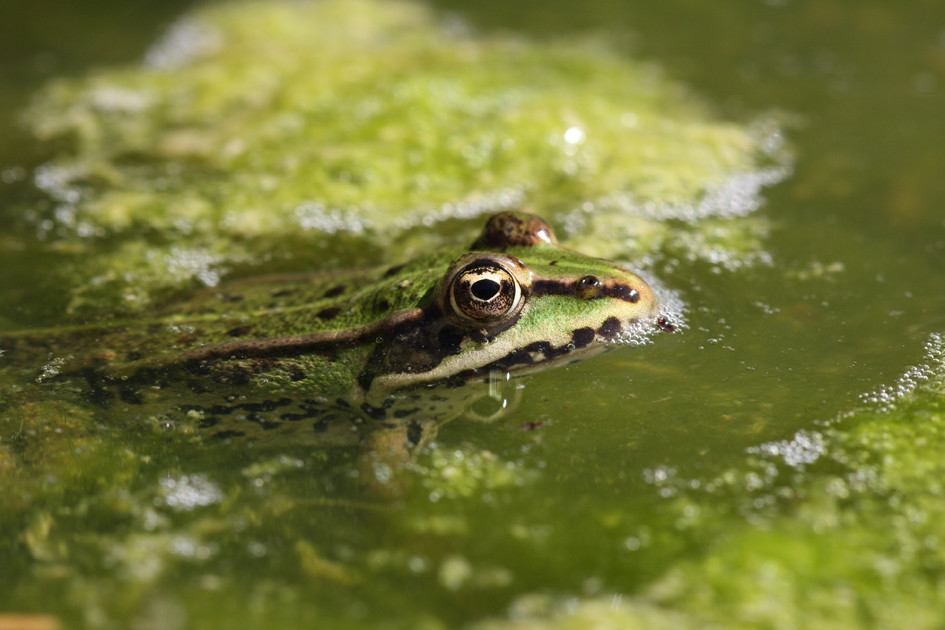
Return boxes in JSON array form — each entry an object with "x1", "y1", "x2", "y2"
[
  {"x1": 144, "y1": 19, "x2": 220, "y2": 70},
  {"x1": 860, "y1": 332, "x2": 945, "y2": 411},
  {"x1": 614, "y1": 274, "x2": 687, "y2": 348},
  {"x1": 748, "y1": 430, "x2": 826, "y2": 468},
  {"x1": 158, "y1": 474, "x2": 223, "y2": 511},
  {"x1": 594, "y1": 165, "x2": 790, "y2": 223}
]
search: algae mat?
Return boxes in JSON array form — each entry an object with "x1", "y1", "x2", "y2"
[{"x1": 16, "y1": 0, "x2": 782, "y2": 319}]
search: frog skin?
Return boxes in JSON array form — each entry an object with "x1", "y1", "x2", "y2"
[{"x1": 0, "y1": 212, "x2": 669, "y2": 449}]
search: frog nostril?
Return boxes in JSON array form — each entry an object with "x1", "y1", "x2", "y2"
[{"x1": 575, "y1": 275, "x2": 601, "y2": 299}]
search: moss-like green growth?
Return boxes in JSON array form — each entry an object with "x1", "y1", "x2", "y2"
[
  {"x1": 24, "y1": 0, "x2": 784, "y2": 317},
  {"x1": 470, "y1": 333, "x2": 945, "y2": 630},
  {"x1": 648, "y1": 332, "x2": 945, "y2": 628}
]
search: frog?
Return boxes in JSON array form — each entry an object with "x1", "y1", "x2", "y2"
[{"x1": 0, "y1": 212, "x2": 671, "y2": 454}]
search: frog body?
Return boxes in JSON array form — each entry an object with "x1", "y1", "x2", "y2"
[{"x1": 0, "y1": 213, "x2": 666, "y2": 444}]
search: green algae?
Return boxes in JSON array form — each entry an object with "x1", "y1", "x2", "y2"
[
  {"x1": 21, "y1": 0, "x2": 783, "y2": 318},
  {"x1": 4, "y1": 332, "x2": 945, "y2": 626},
  {"x1": 467, "y1": 333, "x2": 945, "y2": 630},
  {"x1": 627, "y1": 335, "x2": 945, "y2": 628}
]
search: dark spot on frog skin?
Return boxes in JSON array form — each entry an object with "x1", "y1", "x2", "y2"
[
  {"x1": 323, "y1": 285, "x2": 346, "y2": 299},
  {"x1": 492, "y1": 348, "x2": 535, "y2": 369},
  {"x1": 285, "y1": 365, "x2": 306, "y2": 381},
  {"x1": 377, "y1": 298, "x2": 391, "y2": 311},
  {"x1": 270, "y1": 288, "x2": 297, "y2": 298},
  {"x1": 523, "y1": 341, "x2": 554, "y2": 357},
  {"x1": 278, "y1": 400, "x2": 333, "y2": 422},
  {"x1": 571, "y1": 327, "x2": 596, "y2": 348},
  {"x1": 549, "y1": 260, "x2": 559, "y2": 266},
  {"x1": 469, "y1": 329, "x2": 491, "y2": 344},
  {"x1": 437, "y1": 327, "x2": 465, "y2": 354},
  {"x1": 316, "y1": 306, "x2": 342, "y2": 320},
  {"x1": 226, "y1": 325, "x2": 254, "y2": 338},
  {"x1": 597, "y1": 317, "x2": 622, "y2": 340},
  {"x1": 84, "y1": 387, "x2": 115, "y2": 407},
  {"x1": 383, "y1": 264, "x2": 406, "y2": 278},
  {"x1": 357, "y1": 371, "x2": 376, "y2": 392},
  {"x1": 606, "y1": 284, "x2": 640, "y2": 303},
  {"x1": 188, "y1": 380, "x2": 211, "y2": 394},
  {"x1": 239, "y1": 398, "x2": 293, "y2": 413},
  {"x1": 202, "y1": 404, "x2": 236, "y2": 416},
  {"x1": 280, "y1": 412, "x2": 309, "y2": 422},
  {"x1": 406, "y1": 420, "x2": 425, "y2": 448},
  {"x1": 448, "y1": 336, "x2": 582, "y2": 380},
  {"x1": 212, "y1": 430, "x2": 245, "y2": 439},
  {"x1": 246, "y1": 413, "x2": 280, "y2": 430},
  {"x1": 442, "y1": 376, "x2": 471, "y2": 389},
  {"x1": 220, "y1": 366, "x2": 253, "y2": 385},
  {"x1": 119, "y1": 388, "x2": 144, "y2": 405},
  {"x1": 220, "y1": 293, "x2": 244, "y2": 303},
  {"x1": 519, "y1": 420, "x2": 547, "y2": 431},
  {"x1": 360, "y1": 402, "x2": 388, "y2": 420}
]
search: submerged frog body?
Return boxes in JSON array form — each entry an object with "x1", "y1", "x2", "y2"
[{"x1": 0, "y1": 213, "x2": 668, "y2": 448}]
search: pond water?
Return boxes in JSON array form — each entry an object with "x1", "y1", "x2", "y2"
[{"x1": 1, "y1": 0, "x2": 944, "y2": 628}]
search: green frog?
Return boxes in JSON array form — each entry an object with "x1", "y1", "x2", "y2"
[{"x1": 0, "y1": 212, "x2": 670, "y2": 452}]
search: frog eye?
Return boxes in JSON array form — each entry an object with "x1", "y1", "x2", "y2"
[{"x1": 449, "y1": 259, "x2": 524, "y2": 323}]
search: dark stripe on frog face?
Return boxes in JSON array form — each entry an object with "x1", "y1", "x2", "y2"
[{"x1": 531, "y1": 279, "x2": 641, "y2": 303}]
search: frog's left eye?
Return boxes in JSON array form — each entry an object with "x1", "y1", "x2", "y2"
[{"x1": 448, "y1": 259, "x2": 524, "y2": 323}]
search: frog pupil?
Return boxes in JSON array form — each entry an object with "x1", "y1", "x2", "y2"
[{"x1": 472, "y1": 279, "x2": 501, "y2": 301}]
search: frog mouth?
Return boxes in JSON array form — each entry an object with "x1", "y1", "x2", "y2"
[
  {"x1": 492, "y1": 342, "x2": 611, "y2": 379},
  {"x1": 481, "y1": 315, "x2": 663, "y2": 376},
  {"x1": 372, "y1": 314, "x2": 665, "y2": 394}
]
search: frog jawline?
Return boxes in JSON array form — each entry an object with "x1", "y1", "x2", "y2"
[
  {"x1": 486, "y1": 342, "x2": 609, "y2": 380},
  {"x1": 368, "y1": 333, "x2": 613, "y2": 396}
]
